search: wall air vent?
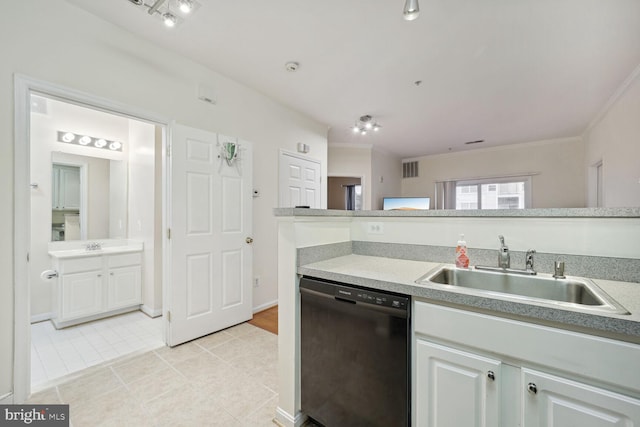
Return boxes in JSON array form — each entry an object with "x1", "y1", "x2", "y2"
[{"x1": 403, "y1": 161, "x2": 419, "y2": 178}]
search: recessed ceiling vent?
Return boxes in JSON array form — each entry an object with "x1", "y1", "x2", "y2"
[{"x1": 403, "y1": 161, "x2": 419, "y2": 178}]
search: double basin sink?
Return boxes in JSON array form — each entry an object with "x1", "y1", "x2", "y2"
[{"x1": 417, "y1": 266, "x2": 629, "y2": 315}]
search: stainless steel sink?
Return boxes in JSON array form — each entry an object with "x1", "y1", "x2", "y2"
[{"x1": 416, "y1": 267, "x2": 629, "y2": 314}]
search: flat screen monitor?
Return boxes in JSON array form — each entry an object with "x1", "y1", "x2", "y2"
[{"x1": 383, "y1": 197, "x2": 430, "y2": 210}]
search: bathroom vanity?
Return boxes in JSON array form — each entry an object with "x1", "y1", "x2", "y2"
[{"x1": 48, "y1": 240, "x2": 143, "y2": 329}]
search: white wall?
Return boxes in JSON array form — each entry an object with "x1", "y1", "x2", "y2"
[
  {"x1": 584, "y1": 69, "x2": 640, "y2": 208},
  {"x1": 402, "y1": 137, "x2": 586, "y2": 209},
  {"x1": 2, "y1": 0, "x2": 327, "y2": 399},
  {"x1": 328, "y1": 144, "x2": 373, "y2": 210},
  {"x1": 127, "y1": 121, "x2": 159, "y2": 315},
  {"x1": 371, "y1": 148, "x2": 402, "y2": 210}
]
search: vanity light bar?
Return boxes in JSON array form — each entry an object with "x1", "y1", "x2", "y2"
[{"x1": 57, "y1": 131, "x2": 123, "y2": 152}]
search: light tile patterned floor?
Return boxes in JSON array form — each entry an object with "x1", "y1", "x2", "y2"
[
  {"x1": 27, "y1": 322, "x2": 279, "y2": 427},
  {"x1": 31, "y1": 311, "x2": 164, "y2": 390}
]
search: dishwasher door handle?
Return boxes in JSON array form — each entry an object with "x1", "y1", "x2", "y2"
[{"x1": 300, "y1": 286, "x2": 408, "y2": 318}]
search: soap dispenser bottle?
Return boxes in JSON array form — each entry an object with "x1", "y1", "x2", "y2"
[{"x1": 455, "y1": 234, "x2": 469, "y2": 268}]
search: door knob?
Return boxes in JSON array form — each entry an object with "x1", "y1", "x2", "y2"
[
  {"x1": 487, "y1": 371, "x2": 495, "y2": 381},
  {"x1": 527, "y1": 382, "x2": 538, "y2": 394},
  {"x1": 246, "y1": 237, "x2": 254, "y2": 244}
]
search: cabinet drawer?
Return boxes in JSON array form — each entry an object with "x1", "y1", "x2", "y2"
[
  {"x1": 108, "y1": 252, "x2": 142, "y2": 268},
  {"x1": 61, "y1": 256, "x2": 102, "y2": 274}
]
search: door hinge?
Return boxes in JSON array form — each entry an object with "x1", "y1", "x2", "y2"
[
  {"x1": 166, "y1": 311, "x2": 171, "y2": 322},
  {"x1": 26, "y1": 252, "x2": 30, "y2": 262},
  {"x1": 166, "y1": 144, "x2": 171, "y2": 157},
  {"x1": 167, "y1": 228, "x2": 171, "y2": 239}
]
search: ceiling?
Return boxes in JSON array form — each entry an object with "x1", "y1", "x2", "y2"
[{"x1": 65, "y1": 0, "x2": 640, "y2": 158}]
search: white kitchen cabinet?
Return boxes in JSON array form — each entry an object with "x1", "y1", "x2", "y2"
[
  {"x1": 413, "y1": 300, "x2": 640, "y2": 427},
  {"x1": 415, "y1": 339, "x2": 501, "y2": 427},
  {"x1": 522, "y1": 368, "x2": 640, "y2": 427},
  {"x1": 52, "y1": 164, "x2": 80, "y2": 209},
  {"x1": 51, "y1": 250, "x2": 142, "y2": 328}
]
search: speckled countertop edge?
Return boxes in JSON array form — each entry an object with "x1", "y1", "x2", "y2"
[
  {"x1": 297, "y1": 254, "x2": 640, "y2": 342},
  {"x1": 275, "y1": 207, "x2": 640, "y2": 218}
]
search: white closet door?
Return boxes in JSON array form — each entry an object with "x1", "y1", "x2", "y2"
[{"x1": 278, "y1": 151, "x2": 321, "y2": 208}]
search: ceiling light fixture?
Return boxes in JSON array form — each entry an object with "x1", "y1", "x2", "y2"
[
  {"x1": 163, "y1": 11, "x2": 177, "y2": 27},
  {"x1": 178, "y1": 0, "x2": 193, "y2": 13},
  {"x1": 352, "y1": 115, "x2": 381, "y2": 136},
  {"x1": 403, "y1": 0, "x2": 420, "y2": 21},
  {"x1": 136, "y1": 0, "x2": 199, "y2": 27}
]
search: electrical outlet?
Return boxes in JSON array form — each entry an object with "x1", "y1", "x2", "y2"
[
  {"x1": 254, "y1": 277, "x2": 260, "y2": 288},
  {"x1": 367, "y1": 222, "x2": 384, "y2": 234}
]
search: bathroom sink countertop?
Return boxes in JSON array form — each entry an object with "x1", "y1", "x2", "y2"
[
  {"x1": 298, "y1": 254, "x2": 640, "y2": 343},
  {"x1": 48, "y1": 241, "x2": 144, "y2": 259}
]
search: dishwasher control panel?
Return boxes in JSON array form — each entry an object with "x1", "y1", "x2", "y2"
[{"x1": 335, "y1": 286, "x2": 409, "y2": 310}]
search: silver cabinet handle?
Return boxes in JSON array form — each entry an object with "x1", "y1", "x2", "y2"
[
  {"x1": 527, "y1": 383, "x2": 537, "y2": 394},
  {"x1": 246, "y1": 237, "x2": 254, "y2": 244},
  {"x1": 487, "y1": 371, "x2": 495, "y2": 381}
]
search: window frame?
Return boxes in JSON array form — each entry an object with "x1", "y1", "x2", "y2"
[{"x1": 455, "y1": 175, "x2": 532, "y2": 210}]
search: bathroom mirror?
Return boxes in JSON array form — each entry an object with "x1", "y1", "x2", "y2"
[{"x1": 50, "y1": 152, "x2": 128, "y2": 242}]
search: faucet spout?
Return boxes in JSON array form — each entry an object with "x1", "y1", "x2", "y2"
[
  {"x1": 525, "y1": 249, "x2": 536, "y2": 274},
  {"x1": 498, "y1": 235, "x2": 510, "y2": 268}
]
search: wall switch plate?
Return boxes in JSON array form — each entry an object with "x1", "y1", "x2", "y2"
[{"x1": 367, "y1": 222, "x2": 384, "y2": 234}]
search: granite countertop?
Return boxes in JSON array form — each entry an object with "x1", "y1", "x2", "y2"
[
  {"x1": 275, "y1": 207, "x2": 640, "y2": 218},
  {"x1": 298, "y1": 254, "x2": 640, "y2": 343}
]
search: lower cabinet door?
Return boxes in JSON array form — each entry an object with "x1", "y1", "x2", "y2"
[
  {"x1": 522, "y1": 368, "x2": 640, "y2": 427},
  {"x1": 107, "y1": 266, "x2": 142, "y2": 310},
  {"x1": 415, "y1": 339, "x2": 502, "y2": 427},
  {"x1": 61, "y1": 271, "x2": 103, "y2": 320}
]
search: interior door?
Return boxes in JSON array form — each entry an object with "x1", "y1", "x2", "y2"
[
  {"x1": 278, "y1": 151, "x2": 321, "y2": 208},
  {"x1": 167, "y1": 124, "x2": 253, "y2": 346}
]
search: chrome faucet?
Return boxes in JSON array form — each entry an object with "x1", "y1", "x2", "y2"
[
  {"x1": 525, "y1": 249, "x2": 536, "y2": 273},
  {"x1": 85, "y1": 242, "x2": 102, "y2": 251},
  {"x1": 498, "y1": 235, "x2": 510, "y2": 268},
  {"x1": 476, "y1": 236, "x2": 536, "y2": 276}
]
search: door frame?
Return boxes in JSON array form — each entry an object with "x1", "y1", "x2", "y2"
[
  {"x1": 13, "y1": 74, "x2": 169, "y2": 402},
  {"x1": 327, "y1": 174, "x2": 366, "y2": 210}
]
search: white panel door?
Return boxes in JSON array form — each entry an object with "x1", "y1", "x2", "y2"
[
  {"x1": 415, "y1": 339, "x2": 501, "y2": 427},
  {"x1": 278, "y1": 151, "x2": 321, "y2": 208},
  {"x1": 522, "y1": 368, "x2": 640, "y2": 427},
  {"x1": 168, "y1": 125, "x2": 253, "y2": 346}
]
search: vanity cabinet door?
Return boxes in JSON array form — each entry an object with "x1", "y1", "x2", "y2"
[
  {"x1": 107, "y1": 265, "x2": 142, "y2": 310},
  {"x1": 61, "y1": 271, "x2": 103, "y2": 320},
  {"x1": 415, "y1": 339, "x2": 502, "y2": 427},
  {"x1": 522, "y1": 368, "x2": 640, "y2": 426}
]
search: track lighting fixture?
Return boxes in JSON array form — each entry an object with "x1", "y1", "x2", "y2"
[
  {"x1": 163, "y1": 11, "x2": 177, "y2": 27},
  {"x1": 131, "y1": 0, "x2": 198, "y2": 28},
  {"x1": 403, "y1": 0, "x2": 420, "y2": 21},
  {"x1": 178, "y1": 0, "x2": 193, "y2": 13},
  {"x1": 352, "y1": 115, "x2": 381, "y2": 136}
]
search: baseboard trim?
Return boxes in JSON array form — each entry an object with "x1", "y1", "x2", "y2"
[
  {"x1": 30, "y1": 312, "x2": 52, "y2": 324},
  {"x1": 275, "y1": 407, "x2": 307, "y2": 427},
  {"x1": 253, "y1": 300, "x2": 277, "y2": 314},
  {"x1": 1, "y1": 392, "x2": 13, "y2": 404},
  {"x1": 140, "y1": 305, "x2": 162, "y2": 318}
]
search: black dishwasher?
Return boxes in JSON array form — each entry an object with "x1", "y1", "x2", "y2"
[{"x1": 300, "y1": 276, "x2": 410, "y2": 427}]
